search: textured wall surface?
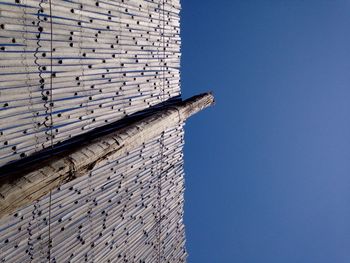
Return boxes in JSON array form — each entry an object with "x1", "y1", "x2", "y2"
[
  {"x1": 0, "y1": 0, "x2": 187, "y2": 262},
  {"x1": 0, "y1": 124, "x2": 186, "y2": 262},
  {"x1": 0, "y1": 0, "x2": 181, "y2": 166}
]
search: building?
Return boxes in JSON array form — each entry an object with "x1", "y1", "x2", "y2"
[{"x1": 0, "y1": 0, "x2": 213, "y2": 262}]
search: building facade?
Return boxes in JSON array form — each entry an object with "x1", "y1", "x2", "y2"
[{"x1": 0, "y1": 0, "x2": 212, "y2": 262}]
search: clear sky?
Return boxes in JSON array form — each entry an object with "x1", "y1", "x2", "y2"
[{"x1": 181, "y1": 1, "x2": 350, "y2": 262}]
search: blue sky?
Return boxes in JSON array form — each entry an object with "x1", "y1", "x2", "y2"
[{"x1": 181, "y1": 1, "x2": 350, "y2": 262}]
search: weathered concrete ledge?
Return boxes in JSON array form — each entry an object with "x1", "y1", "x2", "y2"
[{"x1": 0, "y1": 92, "x2": 214, "y2": 219}]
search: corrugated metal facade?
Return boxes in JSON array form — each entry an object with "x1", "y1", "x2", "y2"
[{"x1": 0, "y1": 0, "x2": 187, "y2": 262}]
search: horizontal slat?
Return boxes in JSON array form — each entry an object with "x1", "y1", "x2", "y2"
[{"x1": 0, "y1": 0, "x2": 187, "y2": 262}]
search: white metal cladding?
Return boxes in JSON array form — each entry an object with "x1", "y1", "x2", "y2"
[
  {"x1": 0, "y1": 0, "x2": 181, "y2": 166},
  {"x1": 0, "y1": 125, "x2": 187, "y2": 262}
]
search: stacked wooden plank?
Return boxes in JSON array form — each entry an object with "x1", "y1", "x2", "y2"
[
  {"x1": 0, "y1": 0, "x2": 194, "y2": 262},
  {"x1": 0, "y1": 0, "x2": 181, "y2": 166},
  {"x1": 0, "y1": 124, "x2": 187, "y2": 262},
  {"x1": 0, "y1": 93, "x2": 214, "y2": 219}
]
